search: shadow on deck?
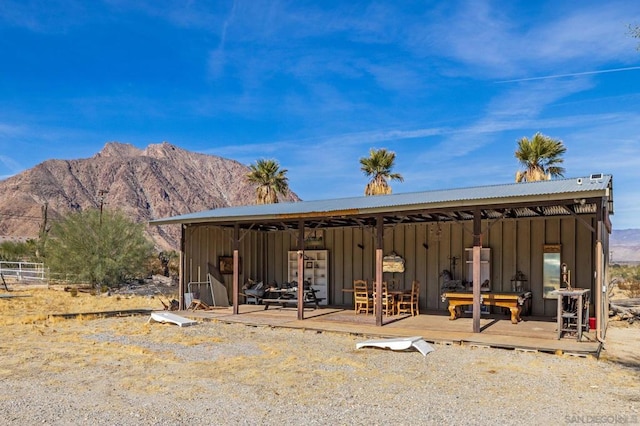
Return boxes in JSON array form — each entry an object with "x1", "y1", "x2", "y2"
[{"x1": 177, "y1": 304, "x2": 602, "y2": 358}]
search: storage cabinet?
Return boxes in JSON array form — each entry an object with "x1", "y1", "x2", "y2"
[
  {"x1": 288, "y1": 250, "x2": 328, "y2": 305},
  {"x1": 465, "y1": 248, "x2": 490, "y2": 314}
]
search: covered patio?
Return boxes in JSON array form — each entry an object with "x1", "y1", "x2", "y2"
[{"x1": 150, "y1": 174, "x2": 614, "y2": 350}]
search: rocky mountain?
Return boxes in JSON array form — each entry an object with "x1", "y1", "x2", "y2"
[
  {"x1": 0, "y1": 142, "x2": 300, "y2": 250},
  {"x1": 610, "y1": 229, "x2": 640, "y2": 263}
]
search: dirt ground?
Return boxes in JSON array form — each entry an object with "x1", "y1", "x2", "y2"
[
  {"x1": 602, "y1": 322, "x2": 640, "y2": 368},
  {"x1": 1, "y1": 287, "x2": 639, "y2": 424}
]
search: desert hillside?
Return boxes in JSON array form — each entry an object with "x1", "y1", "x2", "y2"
[
  {"x1": 0, "y1": 142, "x2": 300, "y2": 250},
  {"x1": 610, "y1": 229, "x2": 640, "y2": 263}
]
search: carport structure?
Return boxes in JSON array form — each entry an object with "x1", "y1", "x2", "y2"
[{"x1": 151, "y1": 174, "x2": 613, "y2": 339}]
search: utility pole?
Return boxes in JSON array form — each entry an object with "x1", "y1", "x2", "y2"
[
  {"x1": 97, "y1": 190, "x2": 108, "y2": 226},
  {"x1": 96, "y1": 189, "x2": 108, "y2": 292},
  {"x1": 39, "y1": 201, "x2": 48, "y2": 238}
]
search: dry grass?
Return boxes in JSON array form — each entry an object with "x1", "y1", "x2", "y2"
[
  {"x1": 0, "y1": 287, "x2": 168, "y2": 326},
  {"x1": 618, "y1": 280, "x2": 640, "y2": 298}
]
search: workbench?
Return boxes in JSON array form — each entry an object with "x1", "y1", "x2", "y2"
[{"x1": 551, "y1": 288, "x2": 590, "y2": 340}]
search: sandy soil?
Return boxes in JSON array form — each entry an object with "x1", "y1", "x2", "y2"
[
  {"x1": 0, "y1": 288, "x2": 638, "y2": 425},
  {"x1": 601, "y1": 321, "x2": 640, "y2": 366}
]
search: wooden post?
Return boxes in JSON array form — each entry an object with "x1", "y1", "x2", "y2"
[
  {"x1": 472, "y1": 209, "x2": 481, "y2": 333},
  {"x1": 595, "y1": 199, "x2": 603, "y2": 339},
  {"x1": 297, "y1": 220, "x2": 305, "y2": 321},
  {"x1": 179, "y1": 224, "x2": 185, "y2": 310},
  {"x1": 375, "y1": 215, "x2": 384, "y2": 327},
  {"x1": 232, "y1": 224, "x2": 240, "y2": 315}
]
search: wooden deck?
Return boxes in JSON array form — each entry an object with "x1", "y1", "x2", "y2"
[{"x1": 177, "y1": 304, "x2": 602, "y2": 357}]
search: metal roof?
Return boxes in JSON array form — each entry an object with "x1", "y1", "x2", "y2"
[{"x1": 150, "y1": 174, "x2": 613, "y2": 231}]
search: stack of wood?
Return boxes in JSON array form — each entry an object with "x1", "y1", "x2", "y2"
[{"x1": 610, "y1": 299, "x2": 640, "y2": 323}]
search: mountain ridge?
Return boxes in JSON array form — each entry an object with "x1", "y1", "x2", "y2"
[
  {"x1": 610, "y1": 229, "x2": 640, "y2": 262},
  {"x1": 0, "y1": 142, "x2": 300, "y2": 250},
  {"x1": 1, "y1": 143, "x2": 637, "y2": 259}
]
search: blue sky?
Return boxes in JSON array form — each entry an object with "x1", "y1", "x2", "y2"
[{"x1": 1, "y1": 1, "x2": 639, "y2": 229}]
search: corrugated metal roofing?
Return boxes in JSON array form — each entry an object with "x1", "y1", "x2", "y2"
[{"x1": 150, "y1": 174, "x2": 613, "y2": 226}]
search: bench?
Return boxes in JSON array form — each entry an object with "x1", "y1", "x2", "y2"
[{"x1": 441, "y1": 291, "x2": 532, "y2": 324}]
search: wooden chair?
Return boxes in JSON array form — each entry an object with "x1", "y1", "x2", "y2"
[
  {"x1": 373, "y1": 281, "x2": 395, "y2": 316},
  {"x1": 397, "y1": 280, "x2": 420, "y2": 316},
  {"x1": 353, "y1": 279, "x2": 372, "y2": 314}
]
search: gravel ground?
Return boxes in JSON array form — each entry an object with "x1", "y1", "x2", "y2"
[{"x1": 1, "y1": 316, "x2": 638, "y2": 426}]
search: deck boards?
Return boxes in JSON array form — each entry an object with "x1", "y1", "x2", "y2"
[{"x1": 177, "y1": 305, "x2": 601, "y2": 357}]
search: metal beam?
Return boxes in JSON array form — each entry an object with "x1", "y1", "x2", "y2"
[{"x1": 560, "y1": 205, "x2": 595, "y2": 233}]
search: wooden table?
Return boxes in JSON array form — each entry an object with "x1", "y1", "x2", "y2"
[
  {"x1": 388, "y1": 289, "x2": 411, "y2": 296},
  {"x1": 441, "y1": 291, "x2": 532, "y2": 324},
  {"x1": 261, "y1": 288, "x2": 323, "y2": 310}
]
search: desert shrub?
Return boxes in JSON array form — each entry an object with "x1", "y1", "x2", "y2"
[
  {"x1": 146, "y1": 250, "x2": 180, "y2": 278},
  {"x1": 618, "y1": 280, "x2": 640, "y2": 298},
  {"x1": 45, "y1": 209, "x2": 154, "y2": 288},
  {"x1": 0, "y1": 239, "x2": 39, "y2": 261},
  {"x1": 610, "y1": 264, "x2": 640, "y2": 298}
]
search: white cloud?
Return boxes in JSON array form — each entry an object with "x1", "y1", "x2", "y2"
[{"x1": 419, "y1": 1, "x2": 640, "y2": 78}]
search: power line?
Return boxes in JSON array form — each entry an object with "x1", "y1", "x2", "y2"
[
  {"x1": 0, "y1": 213, "x2": 42, "y2": 222},
  {"x1": 0, "y1": 212, "x2": 62, "y2": 223}
]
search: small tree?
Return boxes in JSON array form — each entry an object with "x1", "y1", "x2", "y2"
[
  {"x1": 46, "y1": 209, "x2": 154, "y2": 288},
  {"x1": 359, "y1": 148, "x2": 404, "y2": 195},
  {"x1": 0, "y1": 240, "x2": 37, "y2": 261}
]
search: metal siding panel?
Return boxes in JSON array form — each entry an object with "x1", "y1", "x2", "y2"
[
  {"x1": 391, "y1": 225, "x2": 406, "y2": 287},
  {"x1": 353, "y1": 228, "x2": 365, "y2": 287},
  {"x1": 546, "y1": 218, "x2": 561, "y2": 245},
  {"x1": 333, "y1": 229, "x2": 344, "y2": 302},
  {"x1": 265, "y1": 232, "x2": 275, "y2": 283},
  {"x1": 530, "y1": 220, "x2": 546, "y2": 316},
  {"x1": 415, "y1": 224, "x2": 428, "y2": 311},
  {"x1": 561, "y1": 218, "x2": 577, "y2": 289},
  {"x1": 402, "y1": 225, "x2": 416, "y2": 288},
  {"x1": 325, "y1": 228, "x2": 335, "y2": 283},
  {"x1": 493, "y1": 221, "x2": 508, "y2": 292},
  {"x1": 426, "y1": 223, "x2": 441, "y2": 310},
  {"x1": 576, "y1": 217, "x2": 595, "y2": 293},
  {"x1": 451, "y1": 224, "x2": 464, "y2": 287},
  {"x1": 437, "y1": 224, "x2": 453, "y2": 310},
  {"x1": 340, "y1": 228, "x2": 353, "y2": 304},
  {"x1": 516, "y1": 220, "x2": 531, "y2": 289}
]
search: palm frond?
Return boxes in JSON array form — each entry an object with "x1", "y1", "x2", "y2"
[
  {"x1": 515, "y1": 133, "x2": 567, "y2": 182},
  {"x1": 360, "y1": 148, "x2": 403, "y2": 196},
  {"x1": 246, "y1": 158, "x2": 289, "y2": 204}
]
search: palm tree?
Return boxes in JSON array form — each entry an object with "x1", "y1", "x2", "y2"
[
  {"x1": 359, "y1": 148, "x2": 404, "y2": 195},
  {"x1": 246, "y1": 159, "x2": 290, "y2": 204},
  {"x1": 515, "y1": 132, "x2": 567, "y2": 182}
]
